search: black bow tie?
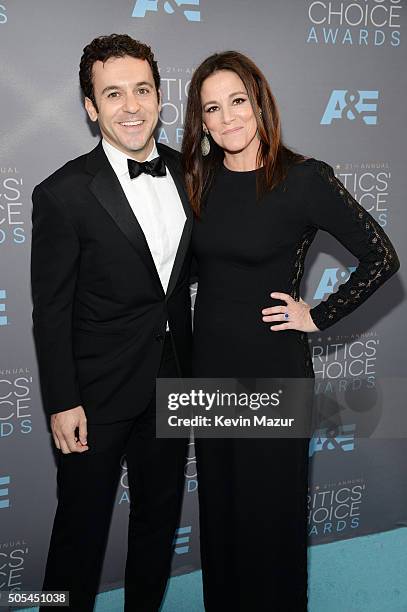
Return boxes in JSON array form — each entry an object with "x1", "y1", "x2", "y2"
[{"x1": 127, "y1": 156, "x2": 166, "y2": 179}]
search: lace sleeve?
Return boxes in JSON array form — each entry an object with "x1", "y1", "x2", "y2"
[{"x1": 306, "y1": 160, "x2": 400, "y2": 331}]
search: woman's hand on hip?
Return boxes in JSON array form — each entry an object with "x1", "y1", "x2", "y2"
[{"x1": 262, "y1": 292, "x2": 319, "y2": 332}]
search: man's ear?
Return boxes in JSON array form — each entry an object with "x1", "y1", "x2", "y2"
[
  {"x1": 84, "y1": 97, "x2": 98, "y2": 122},
  {"x1": 157, "y1": 89, "x2": 162, "y2": 113}
]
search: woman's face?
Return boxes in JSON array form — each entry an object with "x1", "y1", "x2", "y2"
[{"x1": 201, "y1": 69, "x2": 259, "y2": 157}]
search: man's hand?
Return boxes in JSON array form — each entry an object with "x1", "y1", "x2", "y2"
[
  {"x1": 262, "y1": 292, "x2": 319, "y2": 332},
  {"x1": 50, "y1": 405, "x2": 89, "y2": 454}
]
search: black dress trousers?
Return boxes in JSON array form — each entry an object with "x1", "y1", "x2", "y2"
[{"x1": 40, "y1": 333, "x2": 187, "y2": 612}]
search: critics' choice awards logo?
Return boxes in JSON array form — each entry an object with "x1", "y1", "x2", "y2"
[
  {"x1": 306, "y1": 0, "x2": 401, "y2": 46},
  {"x1": 309, "y1": 332, "x2": 379, "y2": 380},
  {"x1": 185, "y1": 440, "x2": 197, "y2": 492},
  {"x1": 335, "y1": 162, "x2": 392, "y2": 227},
  {"x1": 118, "y1": 456, "x2": 129, "y2": 504},
  {"x1": 0, "y1": 540, "x2": 29, "y2": 591},
  {"x1": 321, "y1": 90, "x2": 379, "y2": 125},
  {"x1": 0, "y1": 370, "x2": 33, "y2": 438},
  {"x1": 0, "y1": 169, "x2": 26, "y2": 245},
  {"x1": 157, "y1": 69, "x2": 191, "y2": 147},
  {"x1": 0, "y1": 4, "x2": 7, "y2": 24},
  {"x1": 132, "y1": 0, "x2": 200, "y2": 22},
  {"x1": 308, "y1": 479, "x2": 365, "y2": 537}
]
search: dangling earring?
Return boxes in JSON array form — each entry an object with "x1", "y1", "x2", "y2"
[{"x1": 201, "y1": 127, "x2": 210, "y2": 157}]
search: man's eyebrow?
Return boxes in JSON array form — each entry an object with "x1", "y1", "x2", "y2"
[
  {"x1": 101, "y1": 81, "x2": 154, "y2": 95},
  {"x1": 101, "y1": 85, "x2": 120, "y2": 95},
  {"x1": 135, "y1": 81, "x2": 154, "y2": 89}
]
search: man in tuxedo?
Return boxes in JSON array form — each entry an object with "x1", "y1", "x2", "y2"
[{"x1": 31, "y1": 34, "x2": 192, "y2": 611}]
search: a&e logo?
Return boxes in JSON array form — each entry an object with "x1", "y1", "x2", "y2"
[
  {"x1": 0, "y1": 290, "x2": 7, "y2": 326},
  {"x1": 321, "y1": 90, "x2": 379, "y2": 125},
  {"x1": 173, "y1": 526, "x2": 192, "y2": 554},
  {"x1": 0, "y1": 476, "x2": 10, "y2": 509},
  {"x1": 314, "y1": 267, "x2": 357, "y2": 300},
  {"x1": 132, "y1": 0, "x2": 200, "y2": 22},
  {"x1": 309, "y1": 425, "x2": 356, "y2": 457}
]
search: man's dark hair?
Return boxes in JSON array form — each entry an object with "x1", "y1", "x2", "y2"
[{"x1": 79, "y1": 33, "x2": 160, "y2": 109}]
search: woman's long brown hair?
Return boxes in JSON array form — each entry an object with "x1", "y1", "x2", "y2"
[{"x1": 182, "y1": 51, "x2": 304, "y2": 215}]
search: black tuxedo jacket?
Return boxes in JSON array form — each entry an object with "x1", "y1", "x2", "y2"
[{"x1": 31, "y1": 142, "x2": 193, "y2": 424}]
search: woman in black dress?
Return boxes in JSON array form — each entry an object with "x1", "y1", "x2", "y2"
[{"x1": 182, "y1": 51, "x2": 399, "y2": 611}]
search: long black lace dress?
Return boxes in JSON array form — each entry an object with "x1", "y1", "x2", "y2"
[{"x1": 192, "y1": 158, "x2": 399, "y2": 612}]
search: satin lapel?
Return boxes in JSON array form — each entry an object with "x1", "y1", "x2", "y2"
[
  {"x1": 86, "y1": 143, "x2": 164, "y2": 294},
  {"x1": 159, "y1": 146, "x2": 193, "y2": 299}
]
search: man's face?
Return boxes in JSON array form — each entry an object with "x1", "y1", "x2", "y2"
[{"x1": 85, "y1": 55, "x2": 161, "y2": 161}]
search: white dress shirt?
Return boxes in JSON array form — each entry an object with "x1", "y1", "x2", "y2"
[{"x1": 102, "y1": 139, "x2": 186, "y2": 296}]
